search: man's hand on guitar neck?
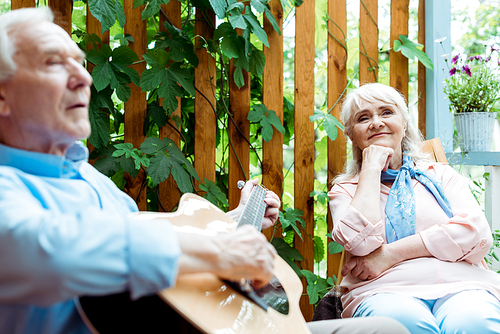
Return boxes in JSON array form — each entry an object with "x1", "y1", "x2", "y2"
[
  {"x1": 227, "y1": 178, "x2": 281, "y2": 230},
  {"x1": 176, "y1": 225, "x2": 277, "y2": 289}
]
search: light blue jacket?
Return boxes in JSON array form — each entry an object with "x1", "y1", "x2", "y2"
[{"x1": 0, "y1": 142, "x2": 181, "y2": 334}]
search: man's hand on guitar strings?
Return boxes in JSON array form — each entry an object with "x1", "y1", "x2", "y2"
[
  {"x1": 215, "y1": 225, "x2": 277, "y2": 289},
  {"x1": 176, "y1": 226, "x2": 277, "y2": 289},
  {"x1": 233, "y1": 179, "x2": 281, "y2": 230}
]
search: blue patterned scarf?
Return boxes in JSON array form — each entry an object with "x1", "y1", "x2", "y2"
[{"x1": 381, "y1": 155, "x2": 453, "y2": 243}]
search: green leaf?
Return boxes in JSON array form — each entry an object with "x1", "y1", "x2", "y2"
[
  {"x1": 324, "y1": 114, "x2": 344, "y2": 141},
  {"x1": 115, "y1": 81, "x2": 131, "y2": 102},
  {"x1": 88, "y1": 101, "x2": 110, "y2": 149},
  {"x1": 393, "y1": 35, "x2": 434, "y2": 71},
  {"x1": 263, "y1": 7, "x2": 280, "y2": 35},
  {"x1": 115, "y1": 0, "x2": 126, "y2": 27},
  {"x1": 265, "y1": 109, "x2": 285, "y2": 134},
  {"x1": 171, "y1": 160, "x2": 194, "y2": 193},
  {"x1": 88, "y1": 0, "x2": 120, "y2": 33},
  {"x1": 132, "y1": 151, "x2": 150, "y2": 169},
  {"x1": 141, "y1": 66, "x2": 166, "y2": 92},
  {"x1": 118, "y1": 155, "x2": 139, "y2": 177},
  {"x1": 249, "y1": 104, "x2": 285, "y2": 142},
  {"x1": 86, "y1": 44, "x2": 112, "y2": 65},
  {"x1": 228, "y1": 11, "x2": 247, "y2": 30},
  {"x1": 146, "y1": 153, "x2": 172, "y2": 185},
  {"x1": 88, "y1": 86, "x2": 113, "y2": 149},
  {"x1": 220, "y1": 31, "x2": 244, "y2": 59},
  {"x1": 199, "y1": 178, "x2": 229, "y2": 209},
  {"x1": 311, "y1": 189, "x2": 329, "y2": 205},
  {"x1": 209, "y1": 0, "x2": 228, "y2": 19},
  {"x1": 309, "y1": 109, "x2": 325, "y2": 122},
  {"x1": 92, "y1": 62, "x2": 113, "y2": 91},
  {"x1": 147, "y1": 104, "x2": 170, "y2": 128},
  {"x1": 243, "y1": 11, "x2": 269, "y2": 47},
  {"x1": 272, "y1": 237, "x2": 305, "y2": 261},
  {"x1": 314, "y1": 235, "x2": 325, "y2": 263},
  {"x1": 168, "y1": 63, "x2": 196, "y2": 97},
  {"x1": 250, "y1": 0, "x2": 266, "y2": 13},
  {"x1": 165, "y1": 138, "x2": 199, "y2": 181},
  {"x1": 113, "y1": 142, "x2": 134, "y2": 156},
  {"x1": 133, "y1": 0, "x2": 145, "y2": 8},
  {"x1": 142, "y1": 0, "x2": 170, "y2": 20},
  {"x1": 279, "y1": 207, "x2": 305, "y2": 240},
  {"x1": 140, "y1": 136, "x2": 167, "y2": 154},
  {"x1": 301, "y1": 270, "x2": 330, "y2": 305},
  {"x1": 249, "y1": 46, "x2": 266, "y2": 77},
  {"x1": 155, "y1": 24, "x2": 199, "y2": 67},
  {"x1": 112, "y1": 45, "x2": 140, "y2": 66},
  {"x1": 157, "y1": 69, "x2": 186, "y2": 112},
  {"x1": 94, "y1": 155, "x2": 120, "y2": 176},
  {"x1": 328, "y1": 241, "x2": 343, "y2": 255}
]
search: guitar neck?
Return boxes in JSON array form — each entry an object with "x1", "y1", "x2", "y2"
[{"x1": 236, "y1": 185, "x2": 267, "y2": 231}]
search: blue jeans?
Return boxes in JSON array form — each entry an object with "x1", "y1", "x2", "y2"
[{"x1": 353, "y1": 290, "x2": 500, "y2": 334}]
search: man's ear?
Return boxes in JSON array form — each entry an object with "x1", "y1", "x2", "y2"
[{"x1": 0, "y1": 85, "x2": 11, "y2": 117}]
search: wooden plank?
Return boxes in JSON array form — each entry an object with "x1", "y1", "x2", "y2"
[
  {"x1": 86, "y1": 6, "x2": 110, "y2": 165},
  {"x1": 418, "y1": 0, "x2": 427, "y2": 138},
  {"x1": 124, "y1": 0, "x2": 148, "y2": 210},
  {"x1": 326, "y1": 0, "x2": 347, "y2": 283},
  {"x1": 359, "y1": 0, "x2": 378, "y2": 84},
  {"x1": 158, "y1": 1, "x2": 182, "y2": 212},
  {"x1": 228, "y1": 3, "x2": 251, "y2": 210},
  {"x1": 390, "y1": 0, "x2": 409, "y2": 100},
  {"x1": 10, "y1": 0, "x2": 35, "y2": 10},
  {"x1": 294, "y1": 0, "x2": 315, "y2": 322},
  {"x1": 262, "y1": 0, "x2": 283, "y2": 240},
  {"x1": 421, "y1": 138, "x2": 447, "y2": 163},
  {"x1": 228, "y1": 61, "x2": 251, "y2": 210},
  {"x1": 48, "y1": 0, "x2": 72, "y2": 35},
  {"x1": 194, "y1": 10, "x2": 217, "y2": 191}
]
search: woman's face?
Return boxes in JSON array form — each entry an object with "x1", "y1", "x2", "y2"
[{"x1": 349, "y1": 99, "x2": 407, "y2": 152}]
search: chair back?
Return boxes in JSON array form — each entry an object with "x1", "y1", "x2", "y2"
[{"x1": 421, "y1": 137, "x2": 448, "y2": 163}]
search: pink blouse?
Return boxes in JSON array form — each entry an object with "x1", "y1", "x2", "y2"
[{"x1": 328, "y1": 162, "x2": 500, "y2": 318}]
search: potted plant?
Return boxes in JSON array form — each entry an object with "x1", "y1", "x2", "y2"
[{"x1": 440, "y1": 42, "x2": 500, "y2": 152}]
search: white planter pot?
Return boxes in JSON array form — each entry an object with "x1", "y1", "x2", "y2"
[{"x1": 454, "y1": 112, "x2": 496, "y2": 152}]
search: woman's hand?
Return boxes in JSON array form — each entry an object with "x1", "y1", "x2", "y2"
[
  {"x1": 341, "y1": 244, "x2": 398, "y2": 280},
  {"x1": 341, "y1": 234, "x2": 432, "y2": 280},
  {"x1": 361, "y1": 145, "x2": 394, "y2": 172}
]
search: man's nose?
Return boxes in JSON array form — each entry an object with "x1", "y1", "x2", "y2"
[{"x1": 67, "y1": 58, "x2": 93, "y2": 90}]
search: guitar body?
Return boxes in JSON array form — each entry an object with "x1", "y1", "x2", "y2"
[{"x1": 78, "y1": 193, "x2": 311, "y2": 334}]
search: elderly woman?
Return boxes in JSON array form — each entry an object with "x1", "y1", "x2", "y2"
[{"x1": 328, "y1": 83, "x2": 500, "y2": 333}]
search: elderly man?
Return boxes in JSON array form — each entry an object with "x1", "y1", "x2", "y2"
[{"x1": 0, "y1": 7, "x2": 409, "y2": 334}]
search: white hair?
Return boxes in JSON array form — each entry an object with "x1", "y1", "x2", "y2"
[
  {"x1": 334, "y1": 83, "x2": 430, "y2": 183},
  {"x1": 0, "y1": 7, "x2": 54, "y2": 82}
]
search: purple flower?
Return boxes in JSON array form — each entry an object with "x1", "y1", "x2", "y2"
[
  {"x1": 449, "y1": 67, "x2": 457, "y2": 76},
  {"x1": 468, "y1": 55, "x2": 482, "y2": 62},
  {"x1": 491, "y1": 45, "x2": 499, "y2": 52},
  {"x1": 486, "y1": 56, "x2": 492, "y2": 62},
  {"x1": 462, "y1": 65, "x2": 472, "y2": 77},
  {"x1": 452, "y1": 54, "x2": 460, "y2": 65}
]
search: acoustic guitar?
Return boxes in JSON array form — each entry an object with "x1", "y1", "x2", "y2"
[{"x1": 77, "y1": 184, "x2": 311, "y2": 334}]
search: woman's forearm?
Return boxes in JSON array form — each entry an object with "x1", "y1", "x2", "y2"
[
  {"x1": 342, "y1": 233, "x2": 432, "y2": 280},
  {"x1": 350, "y1": 165, "x2": 383, "y2": 224}
]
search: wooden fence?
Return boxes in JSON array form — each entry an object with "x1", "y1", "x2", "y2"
[{"x1": 11, "y1": 0, "x2": 428, "y2": 323}]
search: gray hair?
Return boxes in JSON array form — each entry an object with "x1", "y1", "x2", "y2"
[
  {"x1": 334, "y1": 83, "x2": 430, "y2": 183},
  {"x1": 0, "y1": 7, "x2": 54, "y2": 82}
]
